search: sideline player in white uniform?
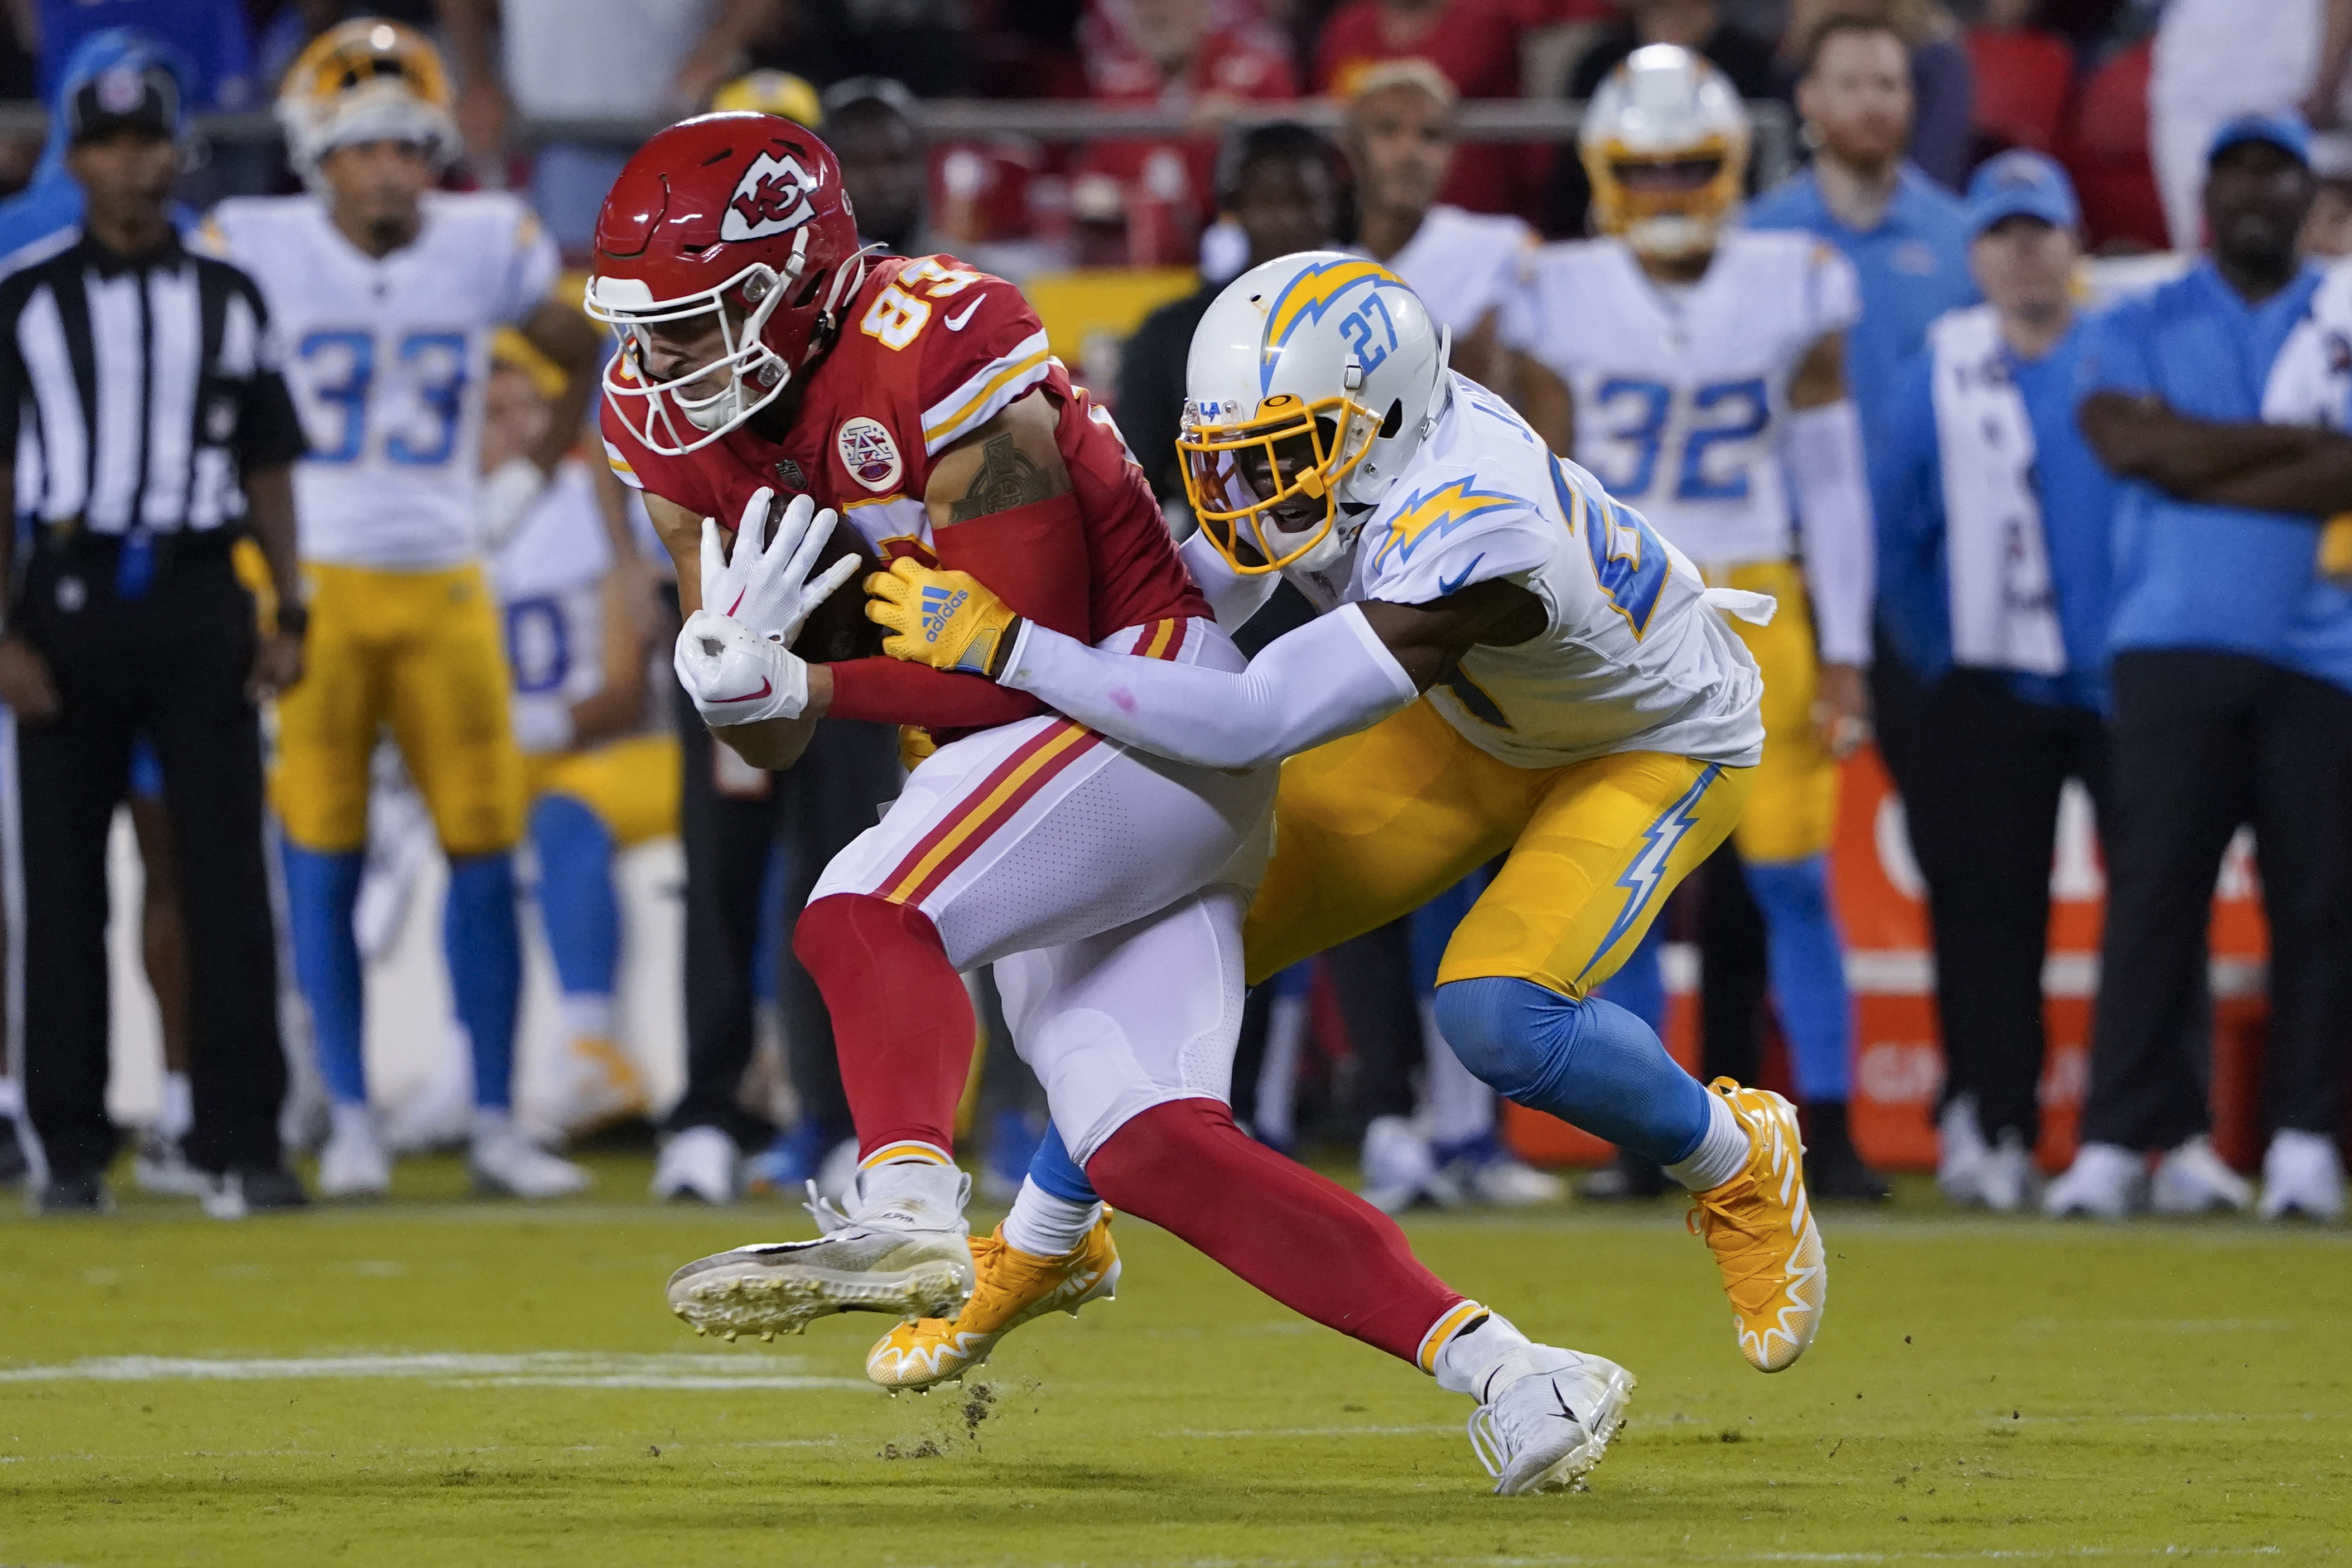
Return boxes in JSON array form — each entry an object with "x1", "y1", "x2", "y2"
[
  {"x1": 864, "y1": 252, "x2": 1829, "y2": 1406},
  {"x1": 1506, "y1": 47, "x2": 1886, "y2": 1199},
  {"x1": 484, "y1": 337, "x2": 676, "y2": 1141},
  {"x1": 203, "y1": 21, "x2": 602, "y2": 1198},
  {"x1": 1347, "y1": 59, "x2": 1530, "y2": 392}
]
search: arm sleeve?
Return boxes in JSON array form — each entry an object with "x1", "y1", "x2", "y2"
[
  {"x1": 1869, "y1": 356, "x2": 1951, "y2": 681},
  {"x1": 997, "y1": 604, "x2": 1419, "y2": 771},
  {"x1": 1786, "y1": 397, "x2": 1875, "y2": 666},
  {"x1": 826, "y1": 657, "x2": 1049, "y2": 728},
  {"x1": 1179, "y1": 529, "x2": 1279, "y2": 632},
  {"x1": 232, "y1": 283, "x2": 310, "y2": 472}
]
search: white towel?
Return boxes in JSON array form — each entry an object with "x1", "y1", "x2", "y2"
[
  {"x1": 2262, "y1": 259, "x2": 2352, "y2": 428},
  {"x1": 1928, "y1": 305, "x2": 2067, "y2": 676}
]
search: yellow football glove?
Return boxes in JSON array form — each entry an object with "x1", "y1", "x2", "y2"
[{"x1": 865, "y1": 556, "x2": 1024, "y2": 678}]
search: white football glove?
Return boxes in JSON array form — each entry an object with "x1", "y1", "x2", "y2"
[
  {"x1": 674, "y1": 608, "x2": 811, "y2": 727},
  {"x1": 479, "y1": 456, "x2": 548, "y2": 553},
  {"x1": 701, "y1": 487, "x2": 861, "y2": 646}
]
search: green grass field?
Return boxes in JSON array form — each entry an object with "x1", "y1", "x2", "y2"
[{"x1": 4, "y1": 1151, "x2": 2346, "y2": 1566}]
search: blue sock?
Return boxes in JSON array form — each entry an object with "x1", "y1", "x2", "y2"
[
  {"x1": 445, "y1": 853, "x2": 523, "y2": 1111},
  {"x1": 1433, "y1": 976, "x2": 1712, "y2": 1165},
  {"x1": 530, "y1": 795, "x2": 619, "y2": 998},
  {"x1": 281, "y1": 843, "x2": 368, "y2": 1106},
  {"x1": 1025, "y1": 1121, "x2": 1100, "y2": 1204},
  {"x1": 1742, "y1": 855, "x2": 1854, "y2": 1103},
  {"x1": 1595, "y1": 921, "x2": 1667, "y2": 1036}
]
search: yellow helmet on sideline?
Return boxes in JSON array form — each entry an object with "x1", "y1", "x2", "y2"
[
  {"x1": 276, "y1": 18, "x2": 457, "y2": 186},
  {"x1": 1579, "y1": 45, "x2": 1749, "y2": 261}
]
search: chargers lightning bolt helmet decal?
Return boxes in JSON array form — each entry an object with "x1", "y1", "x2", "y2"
[{"x1": 1177, "y1": 250, "x2": 1453, "y2": 575}]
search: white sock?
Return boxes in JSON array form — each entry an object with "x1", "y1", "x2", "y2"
[
  {"x1": 1420, "y1": 1000, "x2": 1498, "y2": 1148},
  {"x1": 561, "y1": 993, "x2": 615, "y2": 1045},
  {"x1": 330, "y1": 1101, "x2": 375, "y2": 1145},
  {"x1": 1001, "y1": 1176, "x2": 1101, "y2": 1257},
  {"x1": 1433, "y1": 1308, "x2": 1530, "y2": 1398},
  {"x1": 856, "y1": 1152, "x2": 967, "y2": 1221},
  {"x1": 471, "y1": 1106, "x2": 513, "y2": 1149},
  {"x1": 1666, "y1": 1089, "x2": 1749, "y2": 1193},
  {"x1": 0, "y1": 1075, "x2": 20, "y2": 1116},
  {"x1": 158, "y1": 1071, "x2": 194, "y2": 1141}
]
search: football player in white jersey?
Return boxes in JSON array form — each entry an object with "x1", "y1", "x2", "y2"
[
  {"x1": 864, "y1": 252, "x2": 1829, "y2": 1400},
  {"x1": 202, "y1": 21, "x2": 601, "y2": 1199},
  {"x1": 483, "y1": 335, "x2": 676, "y2": 1142},
  {"x1": 1346, "y1": 59, "x2": 1531, "y2": 392},
  {"x1": 1506, "y1": 46, "x2": 1886, "y2": 1199}
]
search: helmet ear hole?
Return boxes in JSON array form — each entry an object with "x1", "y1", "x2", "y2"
[
  {"x1": 1379, "y1": 399, "x2": 1404, "y2": 440},
  {"x1": 792, "y1": 266, "x2": 828, "y2": 310}
]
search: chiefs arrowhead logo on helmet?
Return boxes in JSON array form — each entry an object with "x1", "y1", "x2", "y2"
[{"x1": 722, "y1": 151, "x2": 820, "y2": 242}]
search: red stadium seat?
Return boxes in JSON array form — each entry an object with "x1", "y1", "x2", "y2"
[
  {"x1": 2061, "y1": 40, "x2": 2169, "y2": 252},
  {"x1": 1967, "y1": 28, "x2": 2075, "y2": 153}
]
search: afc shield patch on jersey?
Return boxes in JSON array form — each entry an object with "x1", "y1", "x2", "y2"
[
  {"x1": 721, "y1": 150, "x2": 821, "y2": 242},
  {"x1": 837, "y1": 416, "x2": 903, "y2": 492}
]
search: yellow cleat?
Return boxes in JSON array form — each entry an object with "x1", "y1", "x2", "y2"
[
  {"x1": 865, "y1": 1213, "x2": 1120, "y2": 1390},
  {"x1": 1687, "y1": 1079, "x2": 1827, "y2": 1373}
]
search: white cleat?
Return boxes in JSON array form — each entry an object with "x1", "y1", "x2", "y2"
[
  {"x1": 133, "y1": 1130, "x2": 208, "y2": 1197},
  {"x1": 2150, "y1": 1135, "x2": 2252, "y2": 1215},
  {"x1": 1360, "y1": 1116, "x2": 1456, "y2": 1214},
  {"x1": 666, "y1": 1168, "x2": 975, "y2": 1340},
  {"x1": 317, "y1": 1107, "x2": 392, "y2": 1199},
  {"x1": 653, "y1": 1126, "x2": 739, "y2": 1205},
  {"x1": 1465, "y1": 1344, "x2": 1636, "y2": 1497},
  {"x1": 2258, "y1": 1130, "x2": 2345, "y2": 1221},
  {"x1": 2043, "y1": 1141, "x2": 2143, "y2": 1219},
  {"x1": 470, "y1": 1122, "x2": 592, "y2": 1199},
  {"x1": 1975, "y1": 1130, "x2": 2037, "y2": 1214},
  {"x1": 1936, "y1": 1093, "x2": 1989, "y2": 1205}
]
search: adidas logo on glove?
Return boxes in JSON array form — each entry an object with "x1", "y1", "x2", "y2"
[{"x1": 920, "y1": 585, "x2": 968, "y2": 643}]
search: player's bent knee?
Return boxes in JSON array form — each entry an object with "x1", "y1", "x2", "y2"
[
  {"x1": 792, "y1": 892, "x2": 947, "y2": 980},
  {"x1": 1433, "y1": 976, "x2": 1573, "y2": 1103}
]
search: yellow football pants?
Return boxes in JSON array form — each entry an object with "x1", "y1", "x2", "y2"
[
  {"x1": 1242, "y1": 696, "x2": 1753, "y2": 997},
  {"x1": 524, "y1": 732, "x2": 682, "y2": 848},
  {"x1": 1712, "y1": 558, "x2": 1837, "y2": 865},
  {"x1": 273, "y1": 561, "x2": 525, "y2": 857}
]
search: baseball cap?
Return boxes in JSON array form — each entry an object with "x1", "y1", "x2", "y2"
[
  {"x1": 66, "y1": 60, "x2": 181, "y2": 144},
  {"x1": 2206, "y1": 110, "x2": 2311, "y2": 168},
  {"x1": 1965, "y1": 149, "x2": 2079, "y2": 238}
]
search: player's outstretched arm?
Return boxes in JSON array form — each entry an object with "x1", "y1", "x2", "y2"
[{"x1": 869, "y1": 556, "x2": 1542, "y2": 772}]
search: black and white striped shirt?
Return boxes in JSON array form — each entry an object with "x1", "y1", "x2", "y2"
[{"x1": 0, "y1": 230, "x2": 306, "y2": 539}]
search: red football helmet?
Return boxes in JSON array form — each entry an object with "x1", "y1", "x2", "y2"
[{"x1": 587, "y1": 113, "x2": 871, "y2": 455}]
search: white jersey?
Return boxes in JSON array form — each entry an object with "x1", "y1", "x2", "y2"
[
  {"x1": 1365, "y1": 204, "x2": 1532, "y2": 341},
  {"x1": 1281, "y1": 374, "x2": 1763, "y2": 770},
  {"x1": 203, "y1": 191, "x2": 560, "y2": 571},
  {"x1": 1504, "y1": 229, "x2": 1859, "y2": 569},
  {"x1": 491, "y1": 461, "x2": 610, "y2": 750}
]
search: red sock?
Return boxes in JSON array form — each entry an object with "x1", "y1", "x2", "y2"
[
  {"x1": 792, "y1": 894, "x2": 975, "y2": 1158},
  {"x1": 1084, "y1": 1098, "x2": 1468, "y2": 1367}
]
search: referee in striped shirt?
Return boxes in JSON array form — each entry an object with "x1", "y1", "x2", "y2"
[{"x1": 0, "y1": 60, "x2": 310, "y2": 1215}]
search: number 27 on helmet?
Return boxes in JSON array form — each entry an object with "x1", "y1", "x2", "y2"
[{"x1": 1178, "y1": 252, "x2": 1450, "y2": 576}]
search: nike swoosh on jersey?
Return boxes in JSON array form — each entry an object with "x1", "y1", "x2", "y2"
[
  {"x1": 943, "y1": 297, "x2": 985, "y2": 330},
  {"x1": 1438, "y1": 554, "x2": 1487, "y2": 597},
  {"x1": 711, "y1": 678, "x2": 774, "y2": 703}
]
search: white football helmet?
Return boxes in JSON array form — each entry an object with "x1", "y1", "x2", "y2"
[
  {"x1": 276, "y1": 20, "x2": 457, "y2": 189},
  {"x1": 1579, "y1": 45, "x2": 1750, "y2": 261},
  {"x1": 1178, "y1": 252, "x2": 1449, "y2": 575}
]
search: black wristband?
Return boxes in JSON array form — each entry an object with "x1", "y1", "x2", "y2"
[
  {"x1": 275, "y1": 600, "x2": 310, "y2": 639},
  {"x1": 985, "y1": 616, "x2": 1025, "y2": 682}
]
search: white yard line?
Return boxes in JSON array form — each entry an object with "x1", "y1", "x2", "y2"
[{"x1": 0, "y1": 1350, "x2": 867, "y2": 1391}]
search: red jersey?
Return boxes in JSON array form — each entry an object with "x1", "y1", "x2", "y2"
[
  {"x1": 1312, "y1": 0, "x2": 1527, "y2": 217},
  {"x1": 604, "y1": 255, "x2": 1209, "y2": 728}
]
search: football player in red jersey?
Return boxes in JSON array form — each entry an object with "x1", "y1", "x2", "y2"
[{"x1": 594, "y1": 116, "x2": 1627, "y2": 1494}]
